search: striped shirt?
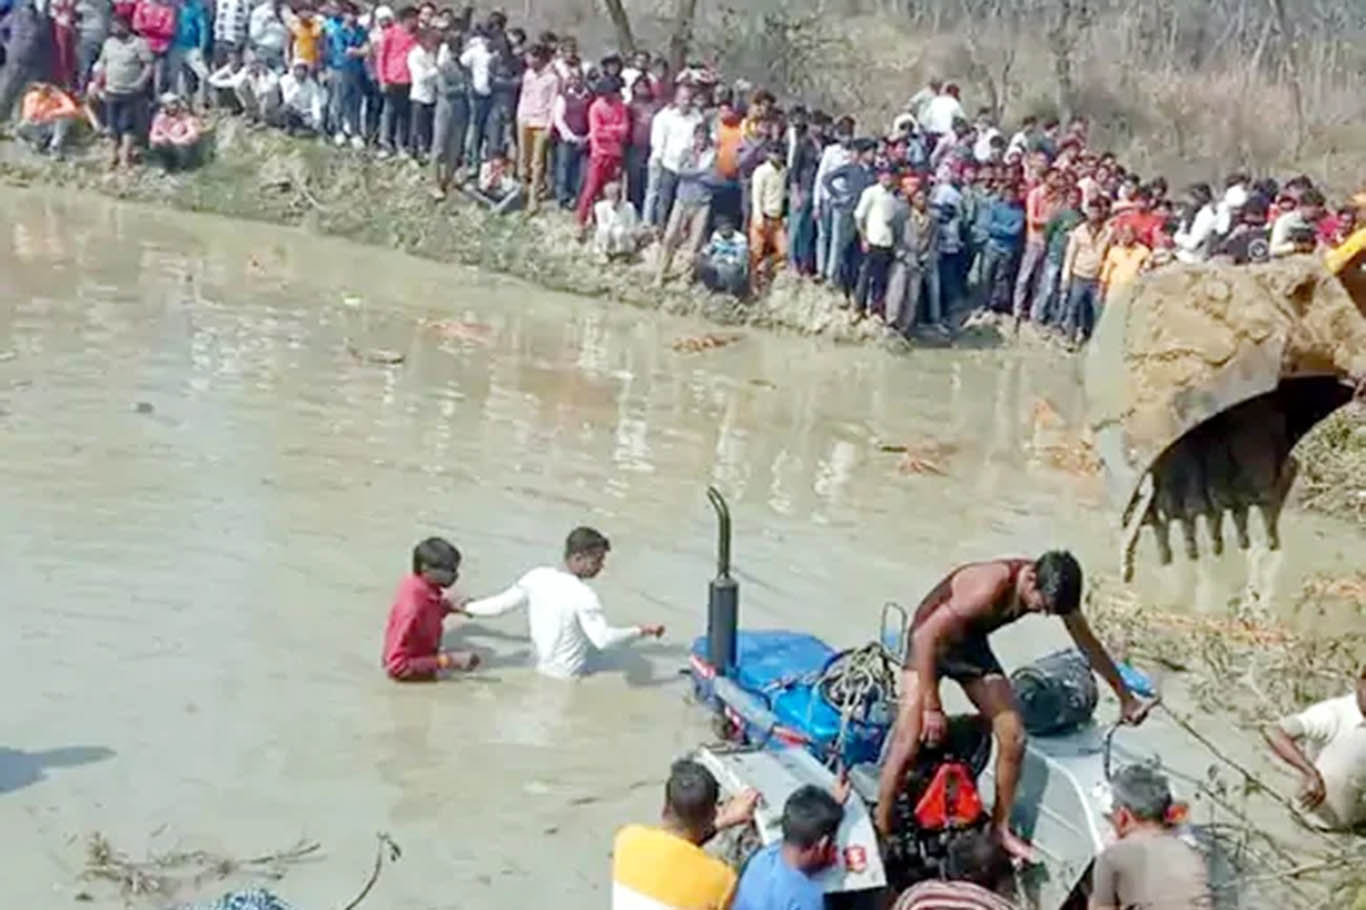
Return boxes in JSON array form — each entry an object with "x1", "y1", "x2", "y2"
[
  {"x1": 892, "y1": 880, "x2": 1019, "y2": 910},
  {"x1": 213, "y1": 0, "x2": 251, "y2": 46},
  {"x1": 611, "y1": 824, "x2": 737, "y2": 910}
]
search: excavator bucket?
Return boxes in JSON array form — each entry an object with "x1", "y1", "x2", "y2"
[{"x1": 1085, "y1": 251, "x2": 1366, "y2": 579}]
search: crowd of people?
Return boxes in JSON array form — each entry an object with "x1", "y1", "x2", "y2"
[{"x1": 4, "y1": 0, "x2": 1365, "y2": 332}]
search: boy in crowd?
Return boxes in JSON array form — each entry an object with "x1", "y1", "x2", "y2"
[
  {"x1": 381, "y1": 537, "x2": 480, "y2": 681},
  {"x1": 697, "y1": 215, "x2": 750, "y2": 298},
  {"x1": 980, "y1": 181, "x2": 1025, "y2": 313},
  {"x1": 1060, "y1": 198, "x2": 1111, "y2": 344},
  {"x1": 1099, "y1": 222, "x2": 1150, "y2": 307},
  {"x1": 465, "y1": 147, "x2": 523, "y2": 213},
  {"x1": 748, "y1": 140, "x2": 788, "y2": 288},
  {"x1": 463, "y1": 527, "x2": 665, "y2": 679}
]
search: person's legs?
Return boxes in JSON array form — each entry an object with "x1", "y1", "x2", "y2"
[
  {"x1": 655, "y1": 167, "x2": 679, "y2": 225},
  {"x1": 868, "y1": 245, "x2": 893, "y2": 316},
  {"x1": 465, "y1": 91, "x2": 492, "y2": 165},
  {"x1": 643, "y1": 159, "x2": 662, "y2": 226},
  {"x1": 575, "y1": 154, "x2": 607, "y2": 225},
  {"x1": 815, "y1": 205, "x2": 832, "y2": 278},
  {"x1": 77, "y1": 33, "x2": 105, "y2": 92},
  {"x1": 1031, "y1": 256, "x2": 1062, "y2": 325},
  {"x1": 1078, "y1": 280, "x2": 1099, "y2": 342},
  {"x1": 656, "y1": 201, "x2": 688, "y2": 283},
  {"x1": 824, "y1": 209, "x2": 849, "y2": 283},
  {"x1": 624, "y1": 144, "x2": 647, "y2": 215},
  {"x1": 923, "y1": 256, "x2": 943, "y2": 326},
  {"x1": 747, "y1": 216, "x2": 768, "y2": 283},
  {"x1": 959, "y1": 675, "x2": 1030, "y2": 859},
  {"x1": 789, "y1": 196, "x2": 813, "y2": 273},
  {"x1": 412, "y1": 101, "x2": 434, "y2": 158},
  {"x1": 876, "y1": 668, "x2": 926, "y2": 830},
  {"x1": 684, "y1": 203, "x2": 711, "y2": 261},
  {"x1": 1012, "y1": 239, "x2": 1045, "y2": 320}
]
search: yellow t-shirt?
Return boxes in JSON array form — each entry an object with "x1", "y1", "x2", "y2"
[
  {"x1": 1101, "y1": 243, "x2": 1150, "y2": 303},
  {"x1": 611, "y1": 824, "x2": 738, "y2": 910},
  {"x1": 290, "y1": 18, "x2": 324, "y2": 66}
]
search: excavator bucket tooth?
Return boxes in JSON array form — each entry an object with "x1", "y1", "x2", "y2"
[{"x1": 1085, "y1": 253, "x2": 1366, "y2": 576}]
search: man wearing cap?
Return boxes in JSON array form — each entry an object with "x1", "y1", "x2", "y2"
[
  {"x1": 148, "y1": 91, "x2": 205, "y2": 169},
  {"x1": 1090, "y1": 765, "x2": 1211, "y2": 910}
]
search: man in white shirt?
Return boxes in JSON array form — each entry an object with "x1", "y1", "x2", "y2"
[
  {"x1": 279, "y1": 59, "x2": 325, "y2": 133},
  {"x1": 647, "y1": 84, "x2": 702, "y2": 229},
  {"x1": 464, "y1": 527, "x2": 665, "y2": 679},
  {"x1": 813, "y1": 121, "x2": 854, "y2": 280},
  {"x1": 922, "y1": 83, "x2": 964, "y2": 143},
  {"x1": 853, "y1": 166, "x2": 902, "y2": 319},
  {"x1": 1263, "y1": 667, "x2": 1366, "y2": 830}
]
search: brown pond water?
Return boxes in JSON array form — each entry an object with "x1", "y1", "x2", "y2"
[{"x1": 0, "y1": 188, "x2": 1360, "y2": 908}]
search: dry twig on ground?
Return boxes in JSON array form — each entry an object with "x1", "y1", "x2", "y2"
[{"x1": 82, "y1": 833, "x2": 320, "y2": 901}]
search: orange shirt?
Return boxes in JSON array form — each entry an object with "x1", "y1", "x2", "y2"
[
  {"x1": 714, "y1": 118, "x2": 743, "y2": 179},
  {"x1": 21, "y1": 87, "x2": 79, "y2": 124},
  {"x1": 1025, "y1": 184, "x2": 1055, "y2": 243}
]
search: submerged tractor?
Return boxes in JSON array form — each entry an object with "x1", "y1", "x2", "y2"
[
  {"x1": 688, "y1": 488, "x2": 1174, "y2": 910},
  {"x1": 1085, "y1": 245, "x2": 1366, "y2": 578},
  {"x1": 683, "y1": 241, "x2": 1366, "y2": 908}
]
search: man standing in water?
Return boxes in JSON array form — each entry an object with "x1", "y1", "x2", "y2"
[
  {"x1": 875, "y1": 551, "x2": 1152, "y2": 859},
  {"x1": 464, "y1": 527, "x2": 665, "y2": 678}
]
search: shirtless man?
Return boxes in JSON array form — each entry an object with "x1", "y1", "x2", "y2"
[{"x1": 875, "y1": 551, "x2": 1152, "y2": 859}]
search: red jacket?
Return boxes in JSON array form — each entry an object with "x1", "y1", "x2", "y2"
[
  {"x1": 376, "y1": 24, "x2": 416, "y2": 86},
  {"x1": 588, "y1": 96, "x2": 629, "y2": 160},
  {"x1": 132, "y1": 0, "x2": 177, "y2": 54}
]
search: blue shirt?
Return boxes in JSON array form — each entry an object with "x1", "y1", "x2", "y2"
[
  {"x1": 323, "y1": 17, "x2": 367, "y2": 72},
  {"x1": 733, "y1": 843, "x2": 825, "y2": 910},
  {"x1": 985, "y1": 198, "x2": 1025, "y2": 249},
  {"x1": 173, "y1": 0, "x2": 209, "y2": 51}
]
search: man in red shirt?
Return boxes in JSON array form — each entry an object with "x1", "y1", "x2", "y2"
[
  {"x1": 381, "y1": 537, "x2": 480, "y2": 681},
  {"x1": 1108, "y1": 185, "x2": 1164, "y2": 250},
  {"x1": 577, "y1": 75, "x2": 630, "y2": 233},
  {"x1": 1012, "y1": 167, "x2": 1062, "y2": 323}
]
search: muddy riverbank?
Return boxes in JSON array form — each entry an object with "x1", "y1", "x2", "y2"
[{"x1": 1, "y1": 186, "x2": 1362, "y2": 909}]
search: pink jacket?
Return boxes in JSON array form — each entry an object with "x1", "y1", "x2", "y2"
[
  {"x1": 588, "y1": 96, "x2": 629, "y2": 160},
  {"x1": 376, "y1": 25, "x2": 416, "y2": 86},
  {"x1": 132, "y1": 0, "x2": 177, "y2": 54}
]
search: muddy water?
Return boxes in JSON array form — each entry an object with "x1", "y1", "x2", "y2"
[{"x1": 0, "y1": 188, "x2": 1360, "y2": 908}]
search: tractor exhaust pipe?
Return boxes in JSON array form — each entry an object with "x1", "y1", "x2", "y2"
[{"x1": 706, "y1": 486, "x2": 738, "y2": 677}]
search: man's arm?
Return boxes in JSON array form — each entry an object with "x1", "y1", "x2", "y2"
[
  {"x1": 576, "y1": 598, "x2": 657, "y2": 650},
  {"x1": 1061, "y1": 611, "x2": 1148, "y2": 723},
  {"x1": 464, "y1": 583, "x2": 529, "y2": 618},
  {"x1": 1263, "y1": 715, "x2": 1327, "y2": 809}
]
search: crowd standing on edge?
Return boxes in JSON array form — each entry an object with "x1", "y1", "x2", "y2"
[{"x1": 5, "y1": 1, "x2": 1365, "y2": 328}]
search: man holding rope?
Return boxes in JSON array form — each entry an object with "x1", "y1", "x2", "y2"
[{"x1": 875, "y1": 551, "x2": 1154, "y2": 859}]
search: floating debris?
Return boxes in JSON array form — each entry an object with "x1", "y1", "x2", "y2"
[
  {"x1": 671, "y1": 332, "x2": 743, "y2": 353},
  {"x1": 0, "y1": 349, "x2": 16, "y2": 362},
  {"x1": 346, "y1": 342, "x2": 405, "y2": 365},
  {"x1": 425, "y1": 319, "x2": 493, "y2": 345},
  {"x1": 133, "y1": 401, "x2": 155, "y2": 415},
  {"x1": 82, "y1": 832, "x2": 320, "y2": 901},
  {"x1": 896, "y1": 453, "x2": 947, "y2": 476}
]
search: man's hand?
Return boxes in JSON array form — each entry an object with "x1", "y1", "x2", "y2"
[
  {"x1": 445, "y1": 594, "x2": 471, "y2": 614},
  {"x1": 639, "y1": 623, "x2": 666, "y2": 639},
  {"x1": 1120, "y1": 694, "x2": 1156, "y2": 726},
  {"x1": 921, "y1": 707, "x2": 948, "y2": 746},
  {"x1": 715, "y1": 788, "x2": 761, "y2": 830},
  {"x1": 1297, "y1": 769, "x2": 1327, "y2": 811}
]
